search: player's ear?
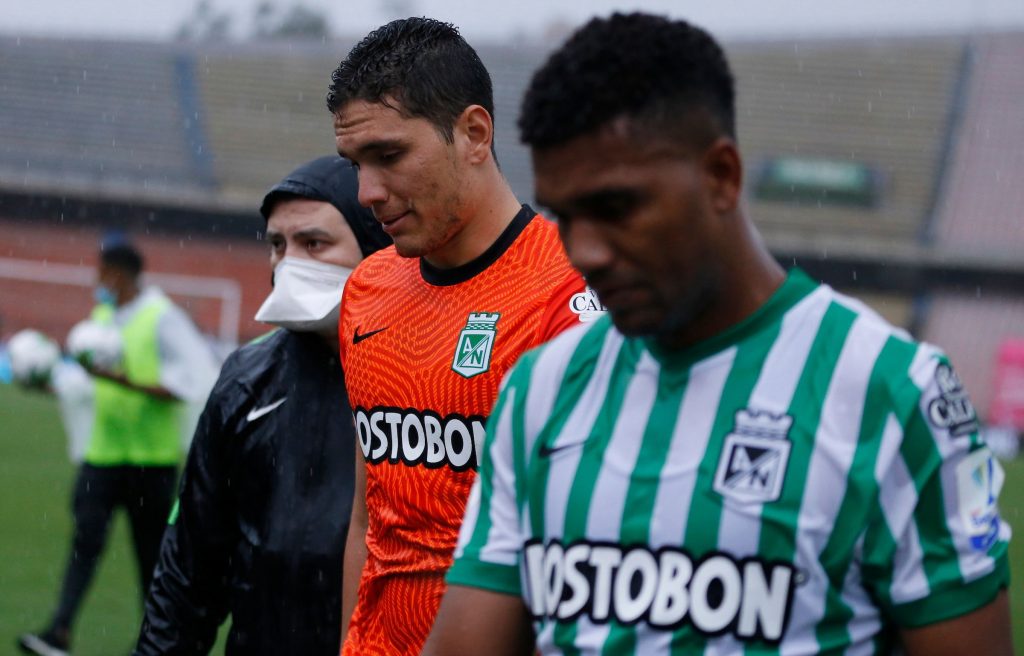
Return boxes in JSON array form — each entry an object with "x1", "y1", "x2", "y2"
[
  {"x1": 456, "y1": 104, "x2": 494, "y2": 165},
  {"x1": 702, "y1": 137, "x2": 743, "y2": 214}
]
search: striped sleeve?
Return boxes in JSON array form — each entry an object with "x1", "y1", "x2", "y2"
[
  {"x1": 447, "y1": 367, "x2": 526, "y2": 595},
  {"x1": 865, "y1": 346, "x2": 1011, "y2": 627}
]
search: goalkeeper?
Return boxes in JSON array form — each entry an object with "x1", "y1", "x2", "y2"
[{"x1": 18, "y1": 240, "x2": 218, "y2": 656}]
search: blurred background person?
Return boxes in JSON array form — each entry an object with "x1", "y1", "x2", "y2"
[
  {"x1": 18, "y1": 239, "x2": 218, "y2": 656},
  {"x1": 134, "y1": 156, "x2": 390, "y2": 656}
]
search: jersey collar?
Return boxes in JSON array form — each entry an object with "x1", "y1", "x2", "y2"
[
  {"x1": 643, "y1": 268, "x2": 819, "y2": 367},
  {"x1": 419, "y1": 204, "x2": 536, "y2": 287}
]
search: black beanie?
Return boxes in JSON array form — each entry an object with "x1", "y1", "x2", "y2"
[{"x1": 259, "y1": 156, "x2": 391, "y2": 257}]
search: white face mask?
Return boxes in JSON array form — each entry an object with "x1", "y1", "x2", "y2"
[{"x1": 254, "y1": 257, "x2": 353, "y2": 332}]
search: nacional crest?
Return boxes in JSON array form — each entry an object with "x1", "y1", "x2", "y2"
[
  {"x1": 713, "y1": 409, "x2": 793, "y2": 504},
  {"x1": 452, "y1": 313, "x2": 500, "y2": 378}
]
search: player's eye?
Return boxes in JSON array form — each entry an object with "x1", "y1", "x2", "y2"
[
  {"x1": 585, "y1": 192, "x2": 641, "y2": 223},
  {"x1": 593, "y1": 200, "x2": 634, "y2": 221}
]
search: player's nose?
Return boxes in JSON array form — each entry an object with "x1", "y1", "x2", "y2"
[
  {"x1": 357, "y1": 168, "x2": 388, "y2": 208},
  {"x1": 561, "y1": 218, "x2": 615, "y2": 276}
]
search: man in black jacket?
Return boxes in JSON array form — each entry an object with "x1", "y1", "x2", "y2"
[{"x1": 134, "y1": 156, "x2": 390, "y2": 655}]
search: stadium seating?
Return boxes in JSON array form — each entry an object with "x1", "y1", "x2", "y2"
[
  {"x1": 0, "y1": 37, "x2": 205, "y2": 197},
  {"x1": 731, "y1": 36, "x2": 966, "y2": 246},
  {"x1": 922, "y1": 33, "x2": 1024, "y2": 415},
  {"x1": 193, "y1": 42, "x2": 344, "y2": 200},
  {"x1": 2, "y1": 31, "x2": 1023, "y2": 411},
  {"x1": 0, "y1": 32, "x2": 973, "y2": 244}
]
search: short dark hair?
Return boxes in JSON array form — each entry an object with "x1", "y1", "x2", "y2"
[
  {"x1": 100, "y1": 243, "x2": 144, "y2": 277},
  {"x1": 519, "y1": 13, "x2": 735, "y2": 150},
  {"x1": 326, "y1": 17, "x2": 494, "y2": 144}
]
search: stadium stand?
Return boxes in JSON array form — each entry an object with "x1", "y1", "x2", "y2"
[
  {"x1": 194, "y1": 42, "x2": 341, "y2": 201},
  {"x1": 1, "y1": 31, "x2": 1022, "y2": 408},
  {"x1": 191, "y1": 40, "x2": 541, "y2": 206},
  {"x1": 921, "y1": 32, "x2": 1024, "y2": 416},
  {"x1": 0, "y1": 36, "x2": 209, "y2": 200},
  {"x1": 732, "y1": 36, "x2": 965, "y2": 245},
  {"x1": 721, "y1": 36, "x2": 965, "y2": 330}
]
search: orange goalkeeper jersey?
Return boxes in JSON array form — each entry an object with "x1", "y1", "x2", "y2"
[{"x1": 338, "y1": 207, "x2": 590, "y2": 655}]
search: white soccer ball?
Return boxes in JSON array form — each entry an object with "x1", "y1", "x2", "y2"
[
  {"x1": 7, "y1": 329, "x2": 62, "y2": 387},
  {"x1": 67, "y1": 320, "x2": 123, "y2": 371}
]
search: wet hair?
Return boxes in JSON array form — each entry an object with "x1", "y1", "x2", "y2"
[
  {"x1": 519, "y1": 13, "x2": 735, "y2": 150},
  {"x1": 326, "y1": 17, "x2": 494, "y2": 144},
  {"x1": 100, "y1": 243, "x2": 144, "y2": 278}
]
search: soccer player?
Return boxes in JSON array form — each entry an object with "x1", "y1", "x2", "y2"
[
  {"x1": 427, "y1": 13, "x2": 1014, "y2": 656},
  {"x1": 133, "y1": 157, "x2": 390, "y2": 655},
  {"x1": 327, "y1": 18, "x2": 591, "y2": 655}
]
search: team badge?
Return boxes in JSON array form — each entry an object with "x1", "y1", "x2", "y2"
[
  {"x1": 713, "y1": 409, "x2": 793, "y2": 504},
  {"x1": 569, "y1": 287, "x2": 607, "y2": 322},
  {"x1": 452, "y1": 313, "x2": 500, "y2": 378}
]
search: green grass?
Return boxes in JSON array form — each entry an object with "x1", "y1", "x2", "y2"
[
  {"x1": 0, "y1": 384, "x2": 1022, "y2": 653},
  {"x1": 1002, "y1": 456, "x2": 1024, "y2": 650},
  {"x1": 0, "y1": 385, "x2": 227, "y2": 655}
]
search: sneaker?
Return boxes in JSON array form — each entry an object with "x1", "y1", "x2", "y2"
[{"x1": 17, "y1": 629, "x2": 70, "y2": 656}]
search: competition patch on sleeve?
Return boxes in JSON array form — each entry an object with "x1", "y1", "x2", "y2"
[
  {"x1": 926, "y1": 363, "x2": 979, "y2": 437},
  {"x1": 569, "y1": 287, "x2": 607, "y2": 323},
  {"x1": 955, "y1": 448, "x2": 1004, "y2": 552}
]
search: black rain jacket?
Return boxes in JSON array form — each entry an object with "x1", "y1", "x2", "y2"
[{"x1": 134, "y1": 329, "x2": 354, "y2": 655}]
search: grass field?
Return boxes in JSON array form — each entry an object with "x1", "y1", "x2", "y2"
[
  {"x1": 1, "y1": 383, "x2": 1022, "y2": 654},
  {"x1": 0, "y1": 385, "x2": 228, "y2": 655}
]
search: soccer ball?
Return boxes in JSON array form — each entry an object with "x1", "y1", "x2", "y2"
[
  {"x1": 7, "y1": 329, "x2": 62, "y2": 387},
  {"x1": 66, "y1": 320, "x2": 123, "y2": 371}
]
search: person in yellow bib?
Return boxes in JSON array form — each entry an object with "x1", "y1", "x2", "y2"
[{"x1": 19, "y1": 240, "x2": 218, "y2": 656}]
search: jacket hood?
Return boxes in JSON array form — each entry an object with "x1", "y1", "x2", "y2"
[{"x1": 260, "y1": 156, "x2": 390, "y2": 257}]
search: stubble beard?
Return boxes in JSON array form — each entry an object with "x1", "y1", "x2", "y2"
[
  {"x1": 401, "y1": 179, "x2": 465, "y2": 259},
  {"x1": 395, "y1": 152, "x2": 467, "y2": 260},
  {"x1": 393, "y1": 211, "x2": 462, "y2": 259},
  {"x1": 653, "y1": 267, "x2": 719, "y2": 348}
]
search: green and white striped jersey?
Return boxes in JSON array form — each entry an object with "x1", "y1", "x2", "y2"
[{"x1": 448, "y1": 269, "x2": 1010, "y2": 655}]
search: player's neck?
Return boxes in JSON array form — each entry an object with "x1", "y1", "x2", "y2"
[
  {"x1": 116, "y1": 283, "x2": 140, "y2": 307},
  {"x1": 422, "y1": 179, "x2": 522, "y2": 270},
  {"x1": 657, "y1": 219, "x2": 786, "y2": 351}
]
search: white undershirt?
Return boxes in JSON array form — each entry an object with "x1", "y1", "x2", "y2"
[{"x1": 112, "y1": 286, "x2": 219, "y2": 403}]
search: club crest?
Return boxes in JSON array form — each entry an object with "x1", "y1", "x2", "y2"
[
  {"x1": 713, "y1": 409, "x2": 793, "y2": 504},
  {"x1": 452, "y1": 313, "x2": 500, "y2": 378}
]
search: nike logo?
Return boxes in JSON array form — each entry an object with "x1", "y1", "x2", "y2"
[
  {"x1": 353, "y1": 326, "x2": 388, "y2": 344},
  {"x1": 538, "y1": 440, "x2": 586, "y2": 458},
  {"x1": 246, "y1": 397, "x2": 287, "y2": 422}
]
